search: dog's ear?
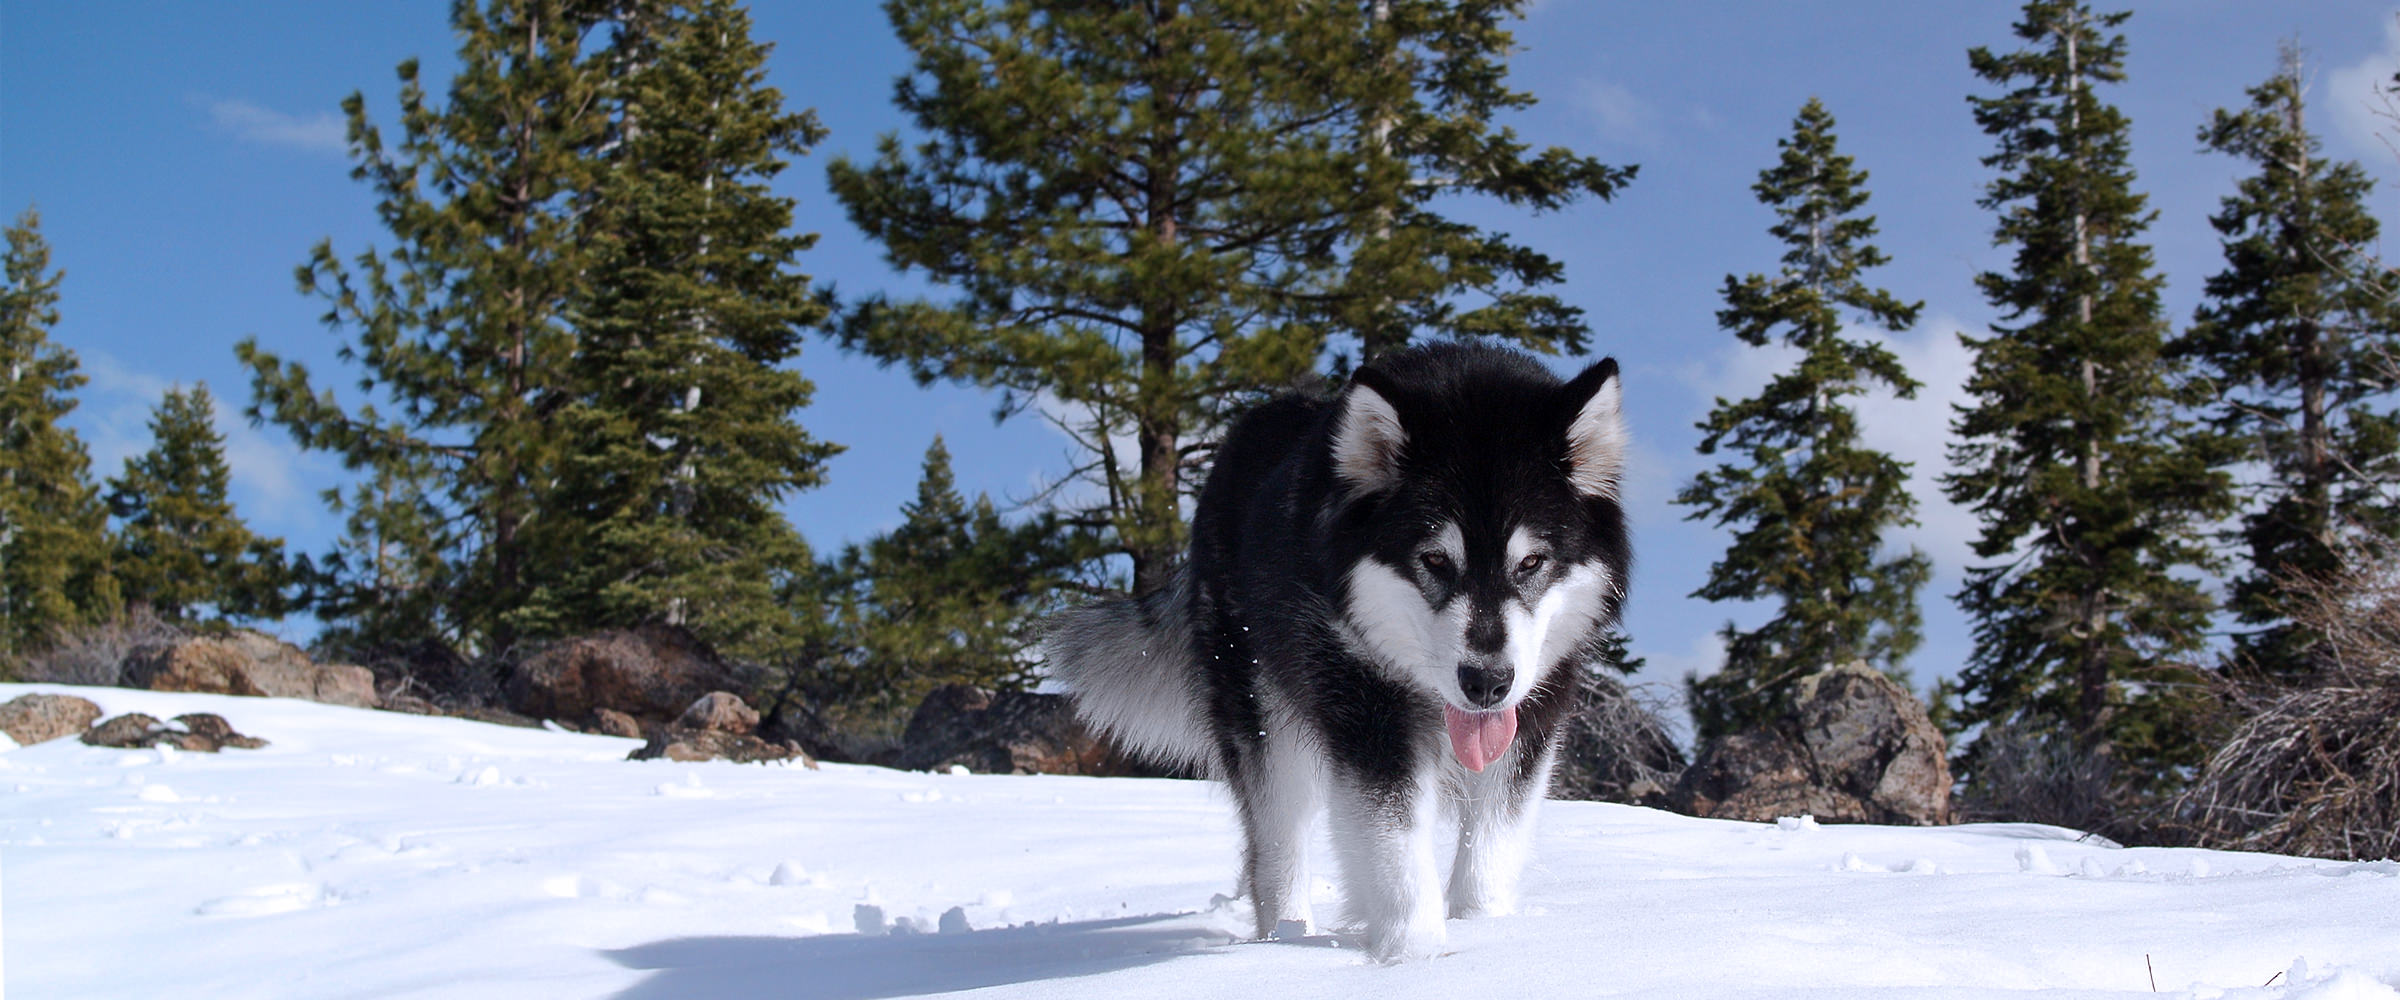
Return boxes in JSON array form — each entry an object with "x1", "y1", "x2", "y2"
[
  {"x1": 1559, "y1": 357, "x2": 1625, "y2": 500},
  {"x1": 1332, "y1": 368, "x2": 1407, "y2": 494}
]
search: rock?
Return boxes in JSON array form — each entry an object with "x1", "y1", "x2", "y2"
[
  {"x1": 592, "y1": 707, "x2": 645, "y2": 739},
  {"x1": 1668, "y1": 661, "x2": 1952, "y2": 825},
  {"x1": 79, "y1": 712, "x2": 267, "y2": 752},
  {"x1": 757, "y1": 697, "x2": 844, "y2": 762},
  {"x1": 83, "y1": 713, "x2": 166, "y2": 749},
  {"x1": 0, "y1": 693, "x2": 104, "y2": 746},
  {"x1": 1792, "y1": 662, "x2": 1953, "y2": 825},
  {"x1": 676, "y1": 692, "x2": 758, "y2": 735},
  {"x1": 171, "y1": 713, "x2": 269, "y2": 751},
  {"x1": 899, "y1": 683, "x2": 1162, "y2": 776},
  {"x1": 122, "y1": 631, "x2": 378, "y2": 709},
  {"x1": 504, "y1": 625, "x2": 740, "y2": 726},
  {"x1": 627, "y1": 726, "x2": 815, "y2": 767}
]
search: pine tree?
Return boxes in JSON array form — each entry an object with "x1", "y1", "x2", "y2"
[
  {"x1": 1946, "y1": 2, "x2": 2229, "y2": 792},
  {"x1": 0, "y1": 208, "x2": 119, "y2": 664},
  {"x1": 107, "y1": 383, "x2": 289, "y2": 622},
  {"x1": 240, "y1": 0, "x2": 616, "y2": 657},
  {"x1": 2180, "y1": 44, "x2": 2400, "y2": 682},
  {"x1": 517, "y1": 0, "x2": 837, "y2": 659},
  {"x1": 821, "y1": 437, "x2": 1097, "y2": 722},
  {"x1": 829, "y1": 0, "x2": 1630, "y2": 598},
  {"x1": 1677, "y1": 98, "x2": 1930, "y2": 741},
  {"x1": 303, "y1": 463, "x2": 454, "y2": 657}
]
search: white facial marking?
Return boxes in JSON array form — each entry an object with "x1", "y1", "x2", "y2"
[
  {"x1": 1345, "y1": 521, "x2": 1470, "y2": 695},
  {"x1": 1566, "y1": 374, "x2": 1626, "y2": 500},
  {"x1": 1333, "y1": 383, "x2": 1407, "y2": 493},
  {"x1": 1499, "y1": 562, "x2": 1610, "y2": 704},
  {"x1": 1344, "y1": 560, "x2": 1467, "y2": 688}
]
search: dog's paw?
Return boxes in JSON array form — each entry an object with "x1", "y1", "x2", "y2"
[
  {"x1": 1362, "y1": 907, "x2": 1447, "y2": 962},
  {"x1": 1445, "y1": 896, "x2": 1516, "y2": 920}
]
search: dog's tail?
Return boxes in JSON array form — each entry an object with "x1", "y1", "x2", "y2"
[{"x1": 1042, "y1": 570, "x2": 1214, "y2": 775}]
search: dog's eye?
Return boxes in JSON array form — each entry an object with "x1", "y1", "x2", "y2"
[
  {"x1": 1418, "y1": 551, "x2": 1452, "y2": 576},
  {"x1": 1515, "y1": 553, "x2": 1548, "y2": 578}
]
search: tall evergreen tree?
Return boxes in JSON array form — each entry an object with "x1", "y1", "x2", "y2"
[
  {"x1": 2179, "y1": 44, "x2": 2400, "y2": 682},
  {"x1": 107, "y1": 384, "x2": 289, "y2": 622},
  {"x1": 829, "y1": 0, "x2": 1631, "y2": 597},
  {"x1": 517, "y1": 0, "x2": 837, "y2": 659},
  {"x1": 1677, "y1": 98, "x2": 1930, "y2": 741},
  {"x1": 0, "y1": 209, "x2": 118, "y2": 664},
  {"x1": 1946, "y1": 2, "x2": 2229, "y2": 789},
  {"x1": 240, "y1": 0, "x2": 610, "y2": 657},
  {"x1": 820, "y1": 437, "x2": 1096, "y2": 722}
]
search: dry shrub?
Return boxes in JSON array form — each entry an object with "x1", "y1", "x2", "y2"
[
  {"x1": 2170, "y1": 533, "x2": 2400, "y2": 861},
  {"x1": 1955, "y1": 718, "x2": 2120, "y2": 834},
  {"x1": 18, "y1": 608, "x2": 187, "y2": 687},
  {"x1": 1551, "y1": 670, "x2": 1687, "y2": 805}
]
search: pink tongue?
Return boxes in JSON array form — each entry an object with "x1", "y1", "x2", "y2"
[{"x1": 1443, "y1": 705, "x2": 1518, "y2": 772}]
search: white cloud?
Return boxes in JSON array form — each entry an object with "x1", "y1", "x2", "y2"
[
  {"x1": 1574, "y1": 79, "x2": 1666, "y2": 151},
  {"x1": 202, "y1": 97, "x2": 347, "y2": 156},
  {"x1": 1671, "y1": 311, "x2": 1982, "y2": 587},
  {"x1": 77, "y1": 350, "x2": 327, "y2": 528},
  {"x1": 2326, "y1": 13, "x2": 2400, "y2": 168}
]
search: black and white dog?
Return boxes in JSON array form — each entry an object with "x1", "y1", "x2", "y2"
[{"x1": 1047, "y1": 343, "x2": 1631, "y2": 961}]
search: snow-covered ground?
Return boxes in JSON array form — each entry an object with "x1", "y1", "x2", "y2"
[{"x1": 2, "y1": 683, "x2": 2393, "y2": 1000}]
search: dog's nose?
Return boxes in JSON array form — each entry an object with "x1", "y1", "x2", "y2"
[{"x1": 1457, "y1": 663, "x2": 1514, "y2": 709}]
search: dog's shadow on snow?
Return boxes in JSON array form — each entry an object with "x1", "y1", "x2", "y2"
[{"x1": 605, "y1": 913, "x2": 1247, "y2": 1000}]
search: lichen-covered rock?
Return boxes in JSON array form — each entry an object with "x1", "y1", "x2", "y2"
[
  {"x1": 592, "y1": 708, "x2": 645, "y2": 739},
  {"x1": 504, "y1": 626, "x2": 739, "y2": 726},
  {"x1": 0, "y1": 693, "x2": 104, "y2": 747},
  {"x1": 123, "y1": 632, "x2": 376, "y2": 709},
  {"x1": 1792, "y1": 662, "x2": 1953, "y2": 825},
  {"x1": 627, "y1": 726, "x2": 814, "y2": 767},
  {"x1": 171, "y1": 713, "x2": 269, "y2": 751},
  {"x1": 899, "y1": 684, "x2": 1162, "y2": 776},
  {"x1": 1668, "y1": 661, "x2": 1952, "y2": 825},
  {"x1": 83, "y1": 713, "x2": 166, "y2": 749},
  {"x1": 675, "y1": 692, "x2": 758, "y2": 735},
  {"x1": 80, "y1": 712, "x2": 267, "y2": 752}
]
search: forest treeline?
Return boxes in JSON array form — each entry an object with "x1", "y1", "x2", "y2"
[{"x1": 4, "y1": 0, "x2": 2396, "y2": 854}]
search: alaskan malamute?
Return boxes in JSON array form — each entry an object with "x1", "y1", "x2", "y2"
[{"x1": 1047, "y1": 343, "x2": 1630, "y2": 961}]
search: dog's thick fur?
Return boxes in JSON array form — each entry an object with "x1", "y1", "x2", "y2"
[{"x1": 1047, "y1": 343, "x2": 1631, "y2": 960}]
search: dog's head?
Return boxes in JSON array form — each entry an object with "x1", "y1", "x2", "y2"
[{"x1": 1328, "y1": 346, "x2": 1631, "y2": 770}]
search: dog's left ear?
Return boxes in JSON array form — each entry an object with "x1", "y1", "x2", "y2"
[
  {"x1": 1559, "y1": 358, "x2": 1625, "y2": 500},
  {"x1": 1332, "y1": 367, "x2": 1408, "y2": 494}
]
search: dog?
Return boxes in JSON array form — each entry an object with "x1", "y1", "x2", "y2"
[{"x1": 1045, "y1": 342, "x2": 1630, "y2": 961}]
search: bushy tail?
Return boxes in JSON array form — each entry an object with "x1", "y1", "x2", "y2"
[{"x1": 1043, "y1": 571, "x2": 1213, "y2": 775}]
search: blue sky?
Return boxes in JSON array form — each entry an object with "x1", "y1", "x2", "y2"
[{"x1": 8, "y1": 2, "x2": 2400, "y2": 719}]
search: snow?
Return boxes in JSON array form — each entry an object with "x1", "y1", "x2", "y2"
[{"x1": 3, "y1": 683, "x2": 2395, "y2": 999}]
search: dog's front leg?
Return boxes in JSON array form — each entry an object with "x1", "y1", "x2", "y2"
[
  {"x1": 1328, "y1": 762, "x2": 1444, "y2": 961},
  {"x1": 1446, "y1": 747, "x2": 1550, "y2": 918}
]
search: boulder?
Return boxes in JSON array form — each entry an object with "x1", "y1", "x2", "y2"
[
  {"x1": 123, "y1": 632, "x2": 377, "y2": 709},
  {"x1": 898, "y1": 683, "x2": 1161, "y2": 776},
  {"x1": 504, "y1": 625, "x2": 740, "y2": 726},
  {"x1": 81, "y1": 712, "x2": 267, "y2": 752},
  {"x1": 169, "y1": 713, "x2": 270, "y2": 751},
  {"x1": 1791, "y1": 662, "x2": 1953, "y2": 825},
  {"x1": 0, "y1": 693, "x2": 104, "y2": 747},
  {"x1": 1668, "y1": 661, "x2": 1952, "y2": 825},
  {"x1": 592, "y1": 708, "x2": 645, "y2": 739},
  {"x1": 676, "y1": 692, "x2": 758, "y2": 735},
  {"x1": 627, "y1": 726, "x2": 815, "y2": 767}
]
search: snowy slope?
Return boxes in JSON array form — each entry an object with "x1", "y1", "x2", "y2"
[{"x1": 2, "y1": 683, "x2": 2394, "y2": 1000}]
